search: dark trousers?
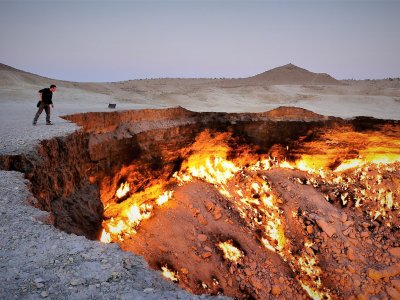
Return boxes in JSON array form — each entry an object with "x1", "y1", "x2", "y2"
[{"x1": 33, "y1": 103, "x2": 51, "y2": 124}]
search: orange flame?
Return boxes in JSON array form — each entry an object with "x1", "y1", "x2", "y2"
[
  {"x1": 293, "y1": 125, "x2": 400, "y2": 173},
  {"x1": 161, "y1": 265, "x2": 179, "y2": 282},
  {"x1": 102, "y1": 203, "x2": 154, "y2": 241},
  {"x1": 100, "y1": 229, "x2": 111, "y2": 243},
  {"x1": 217, "y1": 240, "x2": 243, "y2": 262},
  {"x1": 156, "y1": 191, "x2": 174, "y2": 206},
  {"x1": 116, "y1": 182, "x2": 130, "y2": 199}
]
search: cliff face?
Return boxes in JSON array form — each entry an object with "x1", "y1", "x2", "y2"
[{"x1": 0, "y1": 132, "x2": 102, "y2": 238}]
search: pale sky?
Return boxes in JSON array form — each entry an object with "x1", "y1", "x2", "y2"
[{"x1": 0, "y1": 0, "x2": 399, "y2": 82}]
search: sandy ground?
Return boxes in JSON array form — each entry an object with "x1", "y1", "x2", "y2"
[
  {"x1": 1, "y1": 79, "x2": 399, "y2": 155},
  {"x1": 0, "y1": 63, "x2": 399, "y2": 299}
]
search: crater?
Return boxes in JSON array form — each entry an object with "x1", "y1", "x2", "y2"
[{"x1": 1, "y1": 106, "x2": 399, "y2": 299}]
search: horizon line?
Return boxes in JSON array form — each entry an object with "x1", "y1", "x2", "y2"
[{"x1": 1, "y1": 61, "x2": 399, "y2": 84}]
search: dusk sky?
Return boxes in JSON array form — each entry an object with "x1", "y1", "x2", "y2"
[{"x1": 1, "y1": 0, "x2": 399, "y2": 82}]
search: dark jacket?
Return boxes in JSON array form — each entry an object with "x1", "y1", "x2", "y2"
[{"x1": 39, "y1": 88, "x2": 53, "y2": 105}]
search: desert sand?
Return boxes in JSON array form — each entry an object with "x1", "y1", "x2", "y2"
[
  {"x1": 1, "y1": 62, "x2": 400, "y2": 117},
  {"x1": 1, "y1": 62, "x2": 399, "y2": 155}
]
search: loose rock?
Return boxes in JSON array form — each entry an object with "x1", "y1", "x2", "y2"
[
  {"x1": 316, "y1": 218, "x2": 336, "y2": 237},
  {"x1": 198, "y1": 234, "x2": 208, "y2": 242},
  {"x1": 271, "y1": 285, "x2": 281, "y2": 295},
  {"x1": 388, "y1": 247, "x2": 400, "y2": 258},
  {"x1": 367, "y1": 263, "x2": 400, "y2": 280}
]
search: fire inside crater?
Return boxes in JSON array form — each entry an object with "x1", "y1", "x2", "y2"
[
  {"x1": 89, "y1": 110, "x2": 399, "y2": 300},
  {"x1": 3, "y1": 107, "x2": 399, "y2": 300}
]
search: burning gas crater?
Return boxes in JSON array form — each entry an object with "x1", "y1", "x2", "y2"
[{"x1": 98, "y1": 125, "x2": 400, "y2": 300}]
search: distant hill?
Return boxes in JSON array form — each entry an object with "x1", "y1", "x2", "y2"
[
  {"x1": 0, "y1": 63, "x2": 72, "y2": 87},
  {"x1": 1, "y1": 62, "x2": 341, "y2": 87},
  {"x1": 247, "y1": 63, "x2": 341, "y2": 85}
]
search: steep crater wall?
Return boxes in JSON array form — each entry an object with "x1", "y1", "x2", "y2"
[{"x1": 0, "y1": 106, "x2": 387, "y2": 240}]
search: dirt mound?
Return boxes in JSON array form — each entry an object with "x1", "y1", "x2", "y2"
[
  {"x1": 260, "y1": 106, "x2": 330, "y2": 121},
  {"x1": 248, "y1": 63, "x2": 341, "y2": 85}
]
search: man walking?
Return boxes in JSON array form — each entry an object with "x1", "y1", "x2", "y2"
[{"x1": 33, "y1": 84, "x2": 57, "y2": 125}]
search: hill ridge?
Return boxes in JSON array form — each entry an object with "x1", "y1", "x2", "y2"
[
  {"x1": 0, "y1": 62, "x2": 340, "y2": 85},
  {"x1": 248, "y1": 63, "x2": 340, "y2": 85}
]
